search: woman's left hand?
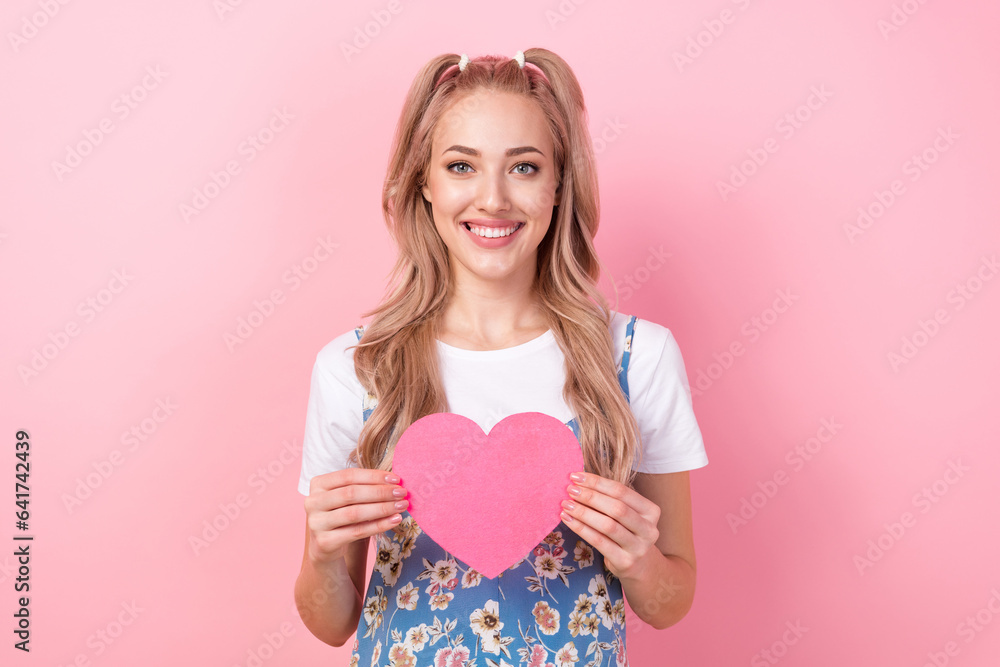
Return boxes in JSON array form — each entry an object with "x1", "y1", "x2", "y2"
[{"x1": 560, "y1": 471, "x2": 663, "y2": 582}]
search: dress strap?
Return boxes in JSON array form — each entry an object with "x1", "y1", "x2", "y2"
[
  {"x1": 617, "y1": 314, "x2": 638, "y2": 404},
  {"x1": 355, "y1": 325, "x2": 376, "y2": 424}
]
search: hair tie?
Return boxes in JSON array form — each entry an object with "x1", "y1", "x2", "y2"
[{"x1": 456, "y1": 51, "x2": 525, "y2": 73}]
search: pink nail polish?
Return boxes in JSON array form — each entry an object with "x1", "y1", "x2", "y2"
[{"x1": 570, "y1": 472, "x2": 585, "y2": 483}]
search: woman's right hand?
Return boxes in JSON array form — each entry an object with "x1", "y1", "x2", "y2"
[{"x1": 303, "y1": 468, "x2": 408, "y2": 566}]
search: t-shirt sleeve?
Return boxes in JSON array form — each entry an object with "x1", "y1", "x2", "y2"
[
  {"x1": 297, "y1": 330, "x2": 366, "y2": 496},
  {"x1": 627, "y1": 319, "x2": 708, "y2": 474}
]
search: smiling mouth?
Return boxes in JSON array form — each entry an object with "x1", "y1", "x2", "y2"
[{"x1": 462, "y1": 222, "x2": 524, "y2": 238}]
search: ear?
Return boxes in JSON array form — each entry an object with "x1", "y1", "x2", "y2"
[
  {"x1": 421, "y1": 183, "x2": 432, "y2": 202},
  {"x1": 553, "y1": 182, "x2": 561, "y2": 207}
]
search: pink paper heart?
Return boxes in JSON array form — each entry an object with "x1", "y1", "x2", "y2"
[{"x1": 392, "y1": 411, "x2": 584, "y2": 579}]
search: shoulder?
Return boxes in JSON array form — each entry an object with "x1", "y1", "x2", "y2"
[
  {"x1": 609, "y1": 310, "x2": 677, "y2": 362},
  {"x1": 610, "y1": 312, "x2": 707, "y2": 472},
  {"x1": 609, "y1": 310, "x2": 693, "y2": 407},
  {"x1": 311, "y1": 326, "x2": 366, "y2": 391}
]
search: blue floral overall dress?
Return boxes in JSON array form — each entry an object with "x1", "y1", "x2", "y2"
[{"x1": 348, "y1": 315, "x2": 638, "y2": 667}]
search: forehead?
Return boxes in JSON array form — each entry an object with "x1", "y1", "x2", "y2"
[{"x1": 433, "y1": 89, "x2": 552, "y2": 153}]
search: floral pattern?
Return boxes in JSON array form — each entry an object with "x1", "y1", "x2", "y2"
[{"x1": 348, "y1": 316, "x2": 637, "y2": 667}]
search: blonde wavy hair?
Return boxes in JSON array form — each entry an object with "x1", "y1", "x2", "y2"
[{"x1": 348, "y1": 48, "x2": 642, "y2": 485}]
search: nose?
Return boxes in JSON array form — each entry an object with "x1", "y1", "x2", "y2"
[{"x1": 475, "y1": 171, "x2": 511, "y2": 213}]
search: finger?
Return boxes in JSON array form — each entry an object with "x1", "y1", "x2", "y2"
[
  {"x1": 560, "y1": 508, "x2": 628, "y2": 567},
  {"x1": 566, "y1": 476, "x2": 658, "y2": 542},
  {"x1": 567, "y1": 484, "x2": 644, "y2": 532},
  {"x1": 569, "y1": 471, "x2": 659, "y2": 518},
  {"x1": 561, "y1": 496, "x2": 646, "y2": 556},
  {"x1": 309, "y1": 496, "x2": 410, "y2": 533},
  {"x1": 315, "y1": 481, "x2": 408, "y2": 513},
  {"x1": 311, "y1": 513, "x2": 404, "y2": 560},
  {"x1": 310, "y1": 468, "x2": 402, "y2": 493}
]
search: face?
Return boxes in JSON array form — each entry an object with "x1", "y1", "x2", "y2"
[{"x1": 421, "y1": 89, "x2": 561, "y2": 290}]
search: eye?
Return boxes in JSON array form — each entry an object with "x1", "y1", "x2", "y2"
[
  {"x1": 445, "y1": 161, "x2": 540, "y2": 175},
  {"x1": 447, "y1": 161, "x2": 473, "y2": 174},
  {"x1": 513, "y1": 162, "x2": 539, "y2": 175}
]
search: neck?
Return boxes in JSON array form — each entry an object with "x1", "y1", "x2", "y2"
[{"x1": 438, "y1": 269, "x2": 548, "y2": 345}]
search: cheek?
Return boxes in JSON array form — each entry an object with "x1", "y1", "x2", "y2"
[
  {"x1": 430, "y1": 182, "x2": 469, "y2": 213},
  {"x1": 522, "y1": 182, "x2": 559, "y2": 216}
]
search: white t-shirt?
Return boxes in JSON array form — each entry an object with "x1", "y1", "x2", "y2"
[{"x1": 297, "y1": 311, "x2": 707, "y2": 495}]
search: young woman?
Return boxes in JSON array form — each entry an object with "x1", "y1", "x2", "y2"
[{"x1": 295, "y1": 48, "x2": 708, "y2": 666}]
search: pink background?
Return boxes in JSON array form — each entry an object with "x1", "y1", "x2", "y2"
[{"x1": 3, "y1": 1, "x2": 999, "y2": 665}]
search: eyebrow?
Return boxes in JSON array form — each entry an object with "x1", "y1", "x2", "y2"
[{"x1": 442, "y1": 145, "x2": 545, "y2": 158}]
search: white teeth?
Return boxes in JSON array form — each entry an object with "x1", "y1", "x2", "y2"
[{"x1": 466, "y1": 223, "x2": 521, "y2": 238}]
